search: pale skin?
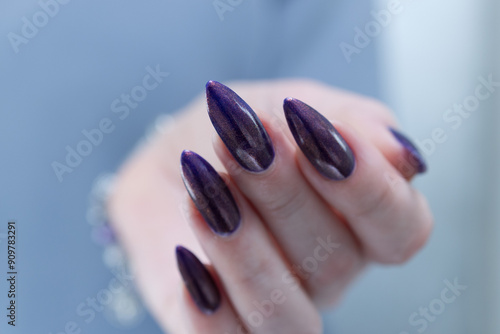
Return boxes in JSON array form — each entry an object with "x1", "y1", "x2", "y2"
[{"x1": 108, "y1": 79, "x2": 433, "y2": 334}]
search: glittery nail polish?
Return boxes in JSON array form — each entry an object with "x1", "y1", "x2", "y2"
[
  {"x1": 206, "y1": 80, "x2": 275, "y2": 172},
  {"x1": 283, "y1": 98, "x2": 355, "y2": 180},
  {"x1": 180, "y1": 150, "x2": 241, "y2": 235},
  {"x1": 389, "y1": 128, "x2": 427, "y2": 174},
  {"x1": 176, "y1": 245, "x2": 221, "y2": 314}
]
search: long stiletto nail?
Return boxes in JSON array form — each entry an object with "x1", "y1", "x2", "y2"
[
  {"x1": 389, "y1": 128, "x2": 427, "y2": 173},
  {"x1": 206, "y1": 80, "x2": 275, "y2": 172},
  {"x1": 176, "y1": 246, "x2": 221, "y2": 314},
  {"x1": 283, "y1": 98, "x2": 355, "y2": 180},
  {"x1": 180, "y1": 150, "x2": 241, "y2": 235}
]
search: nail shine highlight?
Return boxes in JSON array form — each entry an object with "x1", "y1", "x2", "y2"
[
  {"x1": 176, "y1": 245, "x2": 221, "y2": 314},
  {"x1": 283, "y1": 98, "x2": 355, "y2": 180},
  {"x1": 206, "y1": 81, "x2": 275, "y2": 172},
  {"x1": 180, "y1": 150, "x2": 240, "y2": 236}
]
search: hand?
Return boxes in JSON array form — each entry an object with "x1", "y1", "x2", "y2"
[{"x1": 108, "y1": 79, "x2": 433, "y2": 334}]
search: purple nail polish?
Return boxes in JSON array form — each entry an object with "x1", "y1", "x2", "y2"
[
  {"x1": 389, "y1": 128, "x2": 427, "y2": 174},
  {"x1": 180, "y1": 150, "x2": 241, "y2": 236},
  {"x1": 175, "y1": 246, "x2": 221, "y2": 314},
  {"x1": 206, "y1": 81, "x2": 275, "y2": 172},
  {"x1": 283, "y1": 98, "x2": 355, "y2": 180}
]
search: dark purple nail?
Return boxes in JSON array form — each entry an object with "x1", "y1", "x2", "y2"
[
  {"x1": 283, "y1": 98, "x2": 355, "y2": 180},
  {"x1": 389, "y1": 128, "x2": 427, "y2": 174},
  {"x1": 175, "y1": 246, "x2": 221, "y2": 314},
  {"x1": 206, "y1": 81, "x2": 275, "y2": 172},
  {"x1": 180, "y1": 150, "x2": 240, "y2": 236}
]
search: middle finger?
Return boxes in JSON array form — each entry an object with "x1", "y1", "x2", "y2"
[{"x1": 206, "y1": 81, "x2": 365, "y2": 306}]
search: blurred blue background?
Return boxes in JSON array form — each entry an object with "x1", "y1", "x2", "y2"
[{"x1": 0, "y1": 1, "x2": 499, "y2": 333}]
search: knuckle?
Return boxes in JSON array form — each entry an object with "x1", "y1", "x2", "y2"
[
  {"x1": 308, "y1": 251, "x2": 364, "y2": 306},
  {"x1": 353, "y1": 180, "x2": 395, "y2": 220},
  {"x1": 262, "y1": 186, "x2": 307, "y2": 221},
  {"x1": 371, "y1": 194, "x2": 434, "y2": 265},
  {"x1": 369, "y1": 231, "x2": 424, "y2": 265},
  {"x1": 331, "y1": 250, "x2": 362, "y2": 277},
  {"x1": 401, "y1": 196, "x2": 434, "y2": 260},
  {"x1": 314, "y1": 251, "x2": 359, "y2": 286},
  {"x1": 384, "y1": 245, "x2": 417, "y2": 265},
  {"x1": 342, "y1": 96, "x2": 397, "y2": 125},
  {"x1": 361, "y1": 99, "x2": 397, "y2": 123},
  {"x1": 235, "y1": 253, "x2": 277, "y2": 288}
]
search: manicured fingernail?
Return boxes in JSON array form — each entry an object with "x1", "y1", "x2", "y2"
[
  {"x1": 180, "y1": 150, "x2": 241, "y2": 235},
  {"x1": 283, "y1": 98, "x2": 355, "y2": 180},
  {"x1": 389, "y1": 128, "x2": 427, "y2": 174},
  {"x1": 175, "y1": 245, "x2": 221, "y2": 314},
  {"x1": 206, "y1": 80, "x2": 275, "y2": 172}
]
